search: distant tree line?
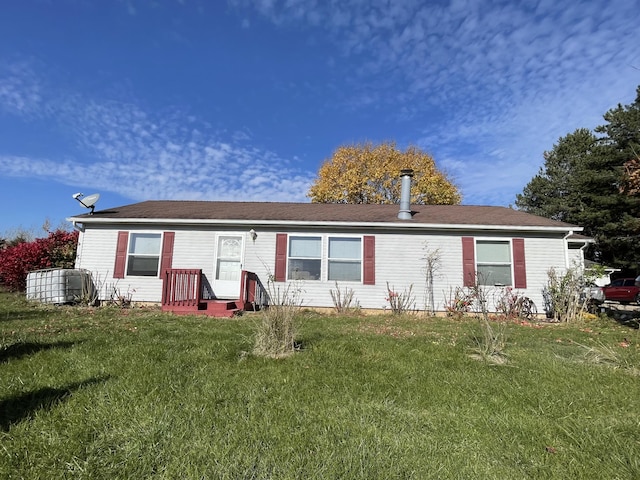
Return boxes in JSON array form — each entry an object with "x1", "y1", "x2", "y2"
[{"x1": 516, "y1": 85, "x2": 640, "y2": 272}]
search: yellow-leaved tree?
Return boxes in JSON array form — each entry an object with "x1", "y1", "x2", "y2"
[{"x1": 308, "y1": 141, "x2": 461, "y2": 204}]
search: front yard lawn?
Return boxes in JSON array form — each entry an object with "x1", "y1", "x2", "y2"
[{"x1": 1, "y1": 290, "x2": 639, "y2": 479}]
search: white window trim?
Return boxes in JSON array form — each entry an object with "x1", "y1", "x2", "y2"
[
  {"x1": 287, "y1": 234, "x2": 323, "y2": 281},
  {"x1": 475, "y1": 238, "x2": 514, "y2": 287},
  {"x1": 285, "y1": 234, "x2": 365, "y2": 283},
  {"x1": 213, "y1": 233, "x2": 246, "y2": 277},
  {"x1": 327, "y1": 235, "x2": 364, "y2": 283},
  {"x1": 126, "y1": 231, "x2": 162, "y2": 277}
]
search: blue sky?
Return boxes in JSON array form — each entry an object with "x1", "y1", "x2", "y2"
[{"x1": 1, "y1": 0, "x2": 639, "y2": 235}]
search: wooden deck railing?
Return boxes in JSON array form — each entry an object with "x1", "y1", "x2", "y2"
[
  {"x1": 161, "y1": 268, "x2": 202, "y2": 311},
  {"x1": 239, "y1": 270, "x2": 268, "y2": 310},
  {"x1": 162, "y1": 268, "x2": 266, "y2": 314}
]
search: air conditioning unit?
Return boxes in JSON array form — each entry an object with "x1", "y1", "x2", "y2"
[{"x1": 26, "y1": 268, "x2": 94, "y2": 305}]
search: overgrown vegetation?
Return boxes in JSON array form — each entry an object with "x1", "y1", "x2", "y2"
[
  {"x1": 329, "y1": 281, "x2": 360, "y2": 314},
  {"x1": 421, "y1": 243, "x2": 441, "y2": 314},
  {"x1": 466, "y1": 282, "x2": 508, "y2": 364},
  {"x1": 443, "y1": 283, "x2": 538, "y2": 363},
  {"x1": 443, "y1": 286, "x2": 474, "y2": 318},
  {"x1": 385, "y1": 282, "x2": 416, "y2": 314},
  {"x1": 2, "y1": 290, "x2": 640, "y2": 478},
  {"x1": 544, "y1": 267, "x2": 586, "y2": 322},
  {"x1": 252, "y1": 279, "x2": 302, "y2": 358},
  {"x1": 494, "y1": 287, "x2": 537, "y2": 320}
]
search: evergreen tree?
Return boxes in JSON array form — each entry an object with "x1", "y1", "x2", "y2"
[
  {"x1": 595, "y1": 86, "x2": 640, "y2": 268},
  {"x1": 516, "y1": 128, "x2": 598, "y2": 223},
  {"x1": 516, "y1": 86, "x2": 640, "y2": 270}
]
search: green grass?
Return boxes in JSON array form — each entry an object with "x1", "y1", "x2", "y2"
[{"x1": 1, "y1": 290, "x2": 640, "y2": 479}]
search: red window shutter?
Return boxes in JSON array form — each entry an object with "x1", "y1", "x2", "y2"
[
  {"x1": 274, "y1": 233, "x2": 287, "y2": 282},
  {"x1": 462, "y1": 237, "x2": 475, "y2": 287},
  {"x1": 512, "y1": 238, "x2": 527, "y2": 289},
  {"x1": 114, "y1": 231, "x2": 129, "y2": 279},
  {"x1": 363, "y1": 235, "x2": 375, "y2": 285},
  {"x1": 160, "y1": 232, "x2": 175, "y2": 276}
]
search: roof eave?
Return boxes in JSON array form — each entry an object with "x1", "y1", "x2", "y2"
[{"x1": 66, "y1": 216, "x2": 582, "y2": 233}]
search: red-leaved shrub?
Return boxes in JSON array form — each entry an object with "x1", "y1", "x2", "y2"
[{"x1": 0, "y1": 229, "x2": 79, "y2": 291}]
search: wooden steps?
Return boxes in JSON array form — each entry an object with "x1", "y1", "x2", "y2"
[
  {"x1": 162, "y1": 300, "x2": 241, "y2": 317},
  {"x1": 200, "y1": 299, "x2": 240, "y2": 317},
  {"x1": 161, "y1": 269, "x2": 266, "y2": 317}
]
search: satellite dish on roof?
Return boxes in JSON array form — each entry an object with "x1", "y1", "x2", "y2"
[{"x1": 72, "y1": 192, "x2": 100, "y2": 214}]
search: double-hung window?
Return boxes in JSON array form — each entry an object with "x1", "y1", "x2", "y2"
[
  {"x1": 476, "y1": 240, "x2": 512, "y2": 286},
  {"x1": 127, "y1": 233, "x2": 162, "y2": 276},
  {"x1": 283, "y1": 235, "x2": 366, "y2": 282},
  {"x1": 328, "y1": 237, "x2": 362, "y2": 282},
  {"x1": 288, "y1": 236, "x2": 321, "y2": 280}
]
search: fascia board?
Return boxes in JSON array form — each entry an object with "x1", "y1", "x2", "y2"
[{"x1": 67, "y1": 216, "x2": 582, "y2": 234}]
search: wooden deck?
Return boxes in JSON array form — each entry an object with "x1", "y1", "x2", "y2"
[{"x1": 161, "y1": 268, "x2": 266, "y2": 317}]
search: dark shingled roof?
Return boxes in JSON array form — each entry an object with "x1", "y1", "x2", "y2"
[{"x1": 70, "y1": 201, "x2": 579, "y2": 229}]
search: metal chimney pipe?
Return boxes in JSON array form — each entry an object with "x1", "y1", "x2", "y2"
[{"x1": 398, "y1": 168, "x2": 414, "y2": 220}]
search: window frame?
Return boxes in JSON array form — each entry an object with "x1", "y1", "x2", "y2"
[
  {"x1": 287, "y1": 235, "x2": 322, "y2": 281},
  {"x1": 327, "y1": 236, "x2": 363, "y2": 282},
  {"x1": 126, "y1": 232, "x2": 163, "y2": 277},
  {"x1": 284, "y1": 234, "x2": 365, "y2": 283},
  {"x1": 475, "y1": 238, "x2": 513, "y2": 286}
]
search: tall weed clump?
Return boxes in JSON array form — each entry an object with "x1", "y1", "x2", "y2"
[
  {"x1": 544, "y1": 267, "x2": 585, "y2": 322},
  {"x1": 421, "y1": 243, "x2": 442, "y2": 315},
  {"x1": 468, "y1": 281, "x2": 507, "y2": 365},
  {"x1": 494, "y1": 287, "x2": 537, "y2": 320},
  {"x1": 385, "y1": 282, "x2": 416, "y2": 314},
  {"x1": 443, "y1": 286, "x2": 474, "y2": 318},
  {"x1": 253, "y1": 279, "x2": 302, "y2": 358},
  {"x1": 329, "y1": 281, "x2": 360, "y2": 314}
]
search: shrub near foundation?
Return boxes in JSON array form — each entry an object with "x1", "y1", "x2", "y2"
[
  {"x1": 545, "y1": 267, "x2": 585, "y2": 322},
  {"x1": 0, "y1": 230, "x2": 78, "y2": 291}
]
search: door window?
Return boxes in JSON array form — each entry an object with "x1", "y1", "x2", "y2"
[{"x1": 216, "y1": 236, "x2": 242, "y2": 281}]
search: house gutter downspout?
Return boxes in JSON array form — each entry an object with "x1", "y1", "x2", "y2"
[
  {"x1": 578, "y1": 237, "x2": 596, "y2": 273},
  {"x1": 578, "y1": 243, "x2": 588, "y2": 273},
  {"x1": 70, "y1": 220, "x2": 85, "y2": 233},
  {"x1": 563, "y1": 230, "x2": 573, "y2": 269}
]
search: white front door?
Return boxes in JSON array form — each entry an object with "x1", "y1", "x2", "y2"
[{"x1": 213, "y1": 235, "x2": 244, "y2": 298}]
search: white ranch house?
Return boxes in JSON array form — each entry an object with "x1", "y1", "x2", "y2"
[{"x1": 68, "y1": 196, "x2": 589, "y2": 317}]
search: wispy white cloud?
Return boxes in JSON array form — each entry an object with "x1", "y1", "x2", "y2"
[
  {"x1": 229, "y1": 0, "x2": 640, "y2": 205},
  {"x1": 0, "y1": 60, "x2": 43, "y2": 117},
  {"x1": 2, "y1": 0, "x2": 639, "y2": 212},
  {"x1": 0, "y1": 61, "x2": 315, "y2": 203}
]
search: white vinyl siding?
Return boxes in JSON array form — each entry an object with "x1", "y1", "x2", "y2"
[
  {"x1": 127, "y1": 233, "x2": 161, "y2": 276},
  {"x1": 74, "y1": 225, "x2": 571, "y2": 313}
]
